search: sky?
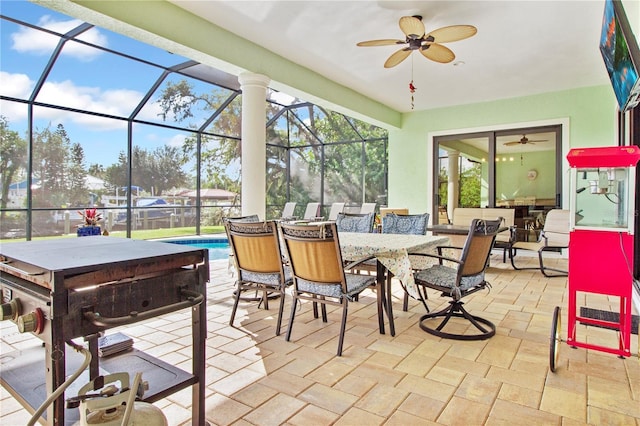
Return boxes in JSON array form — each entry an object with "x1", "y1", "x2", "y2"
[{"x1": 0, "y1": 1, "x2": 230, "y2": 168}]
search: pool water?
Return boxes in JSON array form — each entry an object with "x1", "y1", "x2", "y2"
[{"x1": 165, "y1": 239, "x2": 230, "y2": 260}]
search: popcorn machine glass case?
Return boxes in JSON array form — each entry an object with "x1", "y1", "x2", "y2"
[{"x1": 566, "y1": 145, "x2": 640, "y2": 358}]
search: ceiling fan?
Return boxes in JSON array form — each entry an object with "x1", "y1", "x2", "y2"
[
  {"x1": 503, "y1": 135, "x2": 550, "y2": 146},
  {"x1": 356, "y1": 15, "x2": 477, "y2": 68}
]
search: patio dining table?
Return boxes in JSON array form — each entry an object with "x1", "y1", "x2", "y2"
[{"x1": 339, "y1": 232, "x2": 449, "y2": 336}]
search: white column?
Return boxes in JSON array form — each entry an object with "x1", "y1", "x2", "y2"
[
  {"x1": 447, "y1": 151, "x2": 460, "y2": 218},
  {"x1": 238, "y1": 72, "x2": 270, "y2": 220}
]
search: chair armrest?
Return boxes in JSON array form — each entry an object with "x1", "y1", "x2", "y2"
[
  {"x1": 540, "y1": 230, "x2": 549, "y2": 246},
  {"x1": 344, "y1": 255, "x2": 377, "y2": 271},
  {"x1": 407, "y1": 252, "x2": 463, "y2": 268},
  {"x1": 435, "y1": 245, "x2": 463, "y2": 258}
]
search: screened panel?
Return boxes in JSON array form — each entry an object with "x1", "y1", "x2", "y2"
[
  {"x1": 199, "y1": 136, "x2": 241, "y2": 193},
  {"x1": 204, "y1": 93, "x2": 242, "y2": 138},
  {"x1": 266, "y1": 115, "x2": 289, "y2": 147},
  {"x1": 365, "y1": 140, "x2": 387, "y2": 205},
  {"x1": 350, "y1": 117, "x2": 387, "y2": 139},
  {"x1": 0, "y1": 102, "x2": 28, "y2": 210},
  {"x1": 323, "y1": 143, "x2": 363, "y2": 204},
  {"x1": 289, "y1": 147, "x2": 321, "y2": 204},
  {"x1": 310, "y1": 108, "x2": 361, "y2": 142},
  {"x1": 266, "y1": 145, "x2": 288, "y2": 209},
  {"x1": 288, "y1": 108, "x2": 321, "y2": 147},
  {"x1": 138, "y1": 74, "x2": 223, "y2": 128},
  {"x1": 0, "y1": 211, "x2": 27, "y2": 240}
]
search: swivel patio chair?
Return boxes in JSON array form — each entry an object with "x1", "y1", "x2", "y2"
[
  {"x1": 410, "y1": 218, "x2": 503, "y2": 340},
  {"x1": 279, "y1": 222, "x2": 380, "y2": 356},
  {"x1": 225, "y1": 220, "x2": 292, "y2": 335},
  {"x1": 509, "y1": 209, "x2": 569, "y2": 277}
]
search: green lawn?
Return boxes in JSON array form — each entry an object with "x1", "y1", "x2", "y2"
[{"x1": 1, "y1": 226, "x2": 226, "y2": 244}]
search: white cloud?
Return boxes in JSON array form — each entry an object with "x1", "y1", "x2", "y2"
[
  {"x1": 0, "y1": 71, "x2": 34, "y2": 98},
  {"x1": 11, "y1": 15, "x2": 107, "y2": 61},
  {"x1": 167, "y1": 133, "x2": 188, "y2": 148},
  {"x1": 0, "y1": 71, "x2": 151, "y2": 130}
]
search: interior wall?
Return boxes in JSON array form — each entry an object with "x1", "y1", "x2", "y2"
[
  {"x1": 388, "y1": 85, "x2": 617, "y2": 215},
  {"x1": 496, "y1": 151, "x2": 556, "y2": 202}
]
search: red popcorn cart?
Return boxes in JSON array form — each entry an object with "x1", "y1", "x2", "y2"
[{"x1": 550, "y1": 146, "x2": 640, "y2": 371}]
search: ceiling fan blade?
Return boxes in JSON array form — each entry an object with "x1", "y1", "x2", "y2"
[
  {"x1": 504, "y1": 141, "x2": 527, "y2": 146},
  {"x1": 428, "y1": 25, "x2": 478, "y2": 43},
  {"x1": 357, "y1": 39, "x2": 406, "y2": 47},
  {"x1": 384, "y1": 48, "x2": 411, "y2": 68},
  {"x1": 399, "y1": 16, "x2": 425, "y2": 39},
  {"x1": 420, "y1": 43, "x2": 455, "y2": 63}
]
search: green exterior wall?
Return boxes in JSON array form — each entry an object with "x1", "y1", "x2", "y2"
[{"x1": 388, "y1": 85, "x2": 617, "y2": 214}]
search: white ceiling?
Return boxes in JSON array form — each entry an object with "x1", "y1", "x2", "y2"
[{"x1": 169, "y1": 0, "x2": 611, "y2": 113}]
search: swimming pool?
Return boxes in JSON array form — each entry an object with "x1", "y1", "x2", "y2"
[{"x1": 163, "y1": 237, "x2": 230, "y2": 260}]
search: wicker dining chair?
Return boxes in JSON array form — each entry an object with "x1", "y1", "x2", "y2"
[
  {"x1": 225, "y1": 220, "x2": 292, "y2": 335},
  {"x1": 279, "y1": 222, "x2": 380, "y2": 356}
]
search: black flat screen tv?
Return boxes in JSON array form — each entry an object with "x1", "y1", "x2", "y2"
[{"x1": 599, "y1": 0, "x2": 640, "y2": 112}]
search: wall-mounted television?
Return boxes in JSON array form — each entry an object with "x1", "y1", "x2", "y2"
[{"x1": 599, "y1": 0, "x2": 640, "y2": 112}]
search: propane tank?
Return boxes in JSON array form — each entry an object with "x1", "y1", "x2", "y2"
[{"x1": 69, "y1": 372, "x2": 167, "y2": 426}]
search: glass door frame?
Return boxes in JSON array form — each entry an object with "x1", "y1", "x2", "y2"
[{"x1": 432, "y1": 124, "x2": 563, "y2": 223}]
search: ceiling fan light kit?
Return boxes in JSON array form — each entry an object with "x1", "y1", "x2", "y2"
[{"x1": 357, "y1": 15, "x2": 477, "y2": 109}]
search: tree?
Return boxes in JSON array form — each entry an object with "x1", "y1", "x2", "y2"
[
  {"x1": 104, "y1": 146, "x2": 189, "y2": 196},
  {"x1": 157, "y1": 80, "x2": 388, "y2": 216},
  {"x1": 0, "y1": 116, "x2": 27, "y2": 216},
  {"x1": 32, "y1": 124, "x2": 71, "y2": 207},
  {"x1": 68, "y1": 143, "x2": 88, "y2": 206},
  {"x1": 459, "y1": 163, "x2": 482, "y2": 207}
]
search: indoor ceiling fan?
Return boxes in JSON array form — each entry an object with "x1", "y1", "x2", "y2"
[
  {"x1": 503, "y1": 135, "x2": 550, "y2": 146},
  {"x1": 356, "y1": 15, "x2": 477, "y2": 68}
]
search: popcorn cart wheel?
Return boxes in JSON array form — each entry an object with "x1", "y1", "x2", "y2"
[{"x1": 549, "y1": 306, "x2": 562, "y2": 373}]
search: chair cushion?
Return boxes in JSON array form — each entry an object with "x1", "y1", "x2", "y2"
[
  {"x1": 382, "y1": 213, "x2": 429, "y2": 235},
  {"x1": 415, "y1": 264, "x2": 485, "y2": 292},
  {"x1": 240, "y1": 266, "x2": 292, "y2": 287},
  {"x1": 296, "y1": 273, "x2": 374, "y2": 298},
  {"x1": 336, "y1": 213, "x2": 374, "y2": 233}
]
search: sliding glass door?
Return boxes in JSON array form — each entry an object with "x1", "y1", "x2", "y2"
[{"x1": 433, "y1": 125, "x2": 562, "y2": 232}]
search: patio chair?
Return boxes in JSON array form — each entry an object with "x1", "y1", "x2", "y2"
[
  {"x1": 379, "y1": 207, "x2": 409, "y2": 218},
  {"x1": 509, "y1": 208, "x2": 569, "y2": 277},
  {"x1": 327, "y1": 202, "x2": 346, "y2": 221},
  {"x1": 225, "y1": 220, "x2": 292, "y2": 335},
  {"x1": 381, "y1": 212, "x2": 430, "y2": 311},
  {"x1": 335, "y1": 212, "x2": 375, "y2": 233},
  {"x1": 359, "y1": 202, "x2": 377, "y2": 214},
  {"x1": 279, "y1": 222, "x2": 380, "y2": 356},
  {"x1": 223, "y1": 214, "x2": 260, "y2": 223},
  {"x1": 410, "y1": 218, "x2": 503, "y2": 340},
  {"x1": 280, "y1": 202, "x2": 297, "y2": 220},
  {"x1": 289, "y1": 202, "x2": 321, "y2": 223}
]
